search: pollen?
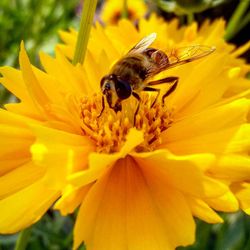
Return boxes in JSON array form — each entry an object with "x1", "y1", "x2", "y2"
[{"x1": 79, "y1": 94, "x2": 173, "y2": 153}]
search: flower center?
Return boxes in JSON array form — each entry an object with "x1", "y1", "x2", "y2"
[
  {"x1": 111, "y1": 9, "x2": 137, "y2": 24},
  {"x1": 79, "y1": 94, "x2": 173, "y2": 153}
]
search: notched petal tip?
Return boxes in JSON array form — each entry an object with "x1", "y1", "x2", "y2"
[
  {"x1": 68, "y1": 128, "x2": 144, "y2": 189},
  {"x1": 120, "y1": 128, "x2": 144, "y2": 157}
]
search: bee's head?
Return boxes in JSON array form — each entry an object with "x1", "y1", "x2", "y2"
[{"x1": 100, "y1": 74, "x2": 132, "y2": 111}]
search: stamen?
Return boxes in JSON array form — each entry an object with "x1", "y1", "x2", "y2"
[{"x1": 79, "y1": 93, "x2": 173, "y2": 153}]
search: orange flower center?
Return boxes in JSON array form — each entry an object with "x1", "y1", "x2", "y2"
[
  {"x1": 111, "y1": 9, "x2": 137, "y2": 24},
  {"x1": 79, "y1": 94, "x2": 173, "y2": 153}
]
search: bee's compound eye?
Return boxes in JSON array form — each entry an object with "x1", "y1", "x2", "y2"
[
  {"x1": 115, "y1": 79, "x2": 132, "y2": 100},
  {"x1": 102, "y1": 82, "x2": 112, "y2": 94},
  {"x1": 105, "y1": 83, "x2": 111, "y2": 90},
  {"x1": 100, "y1": 76, "x2": 107, "y2": 88}
]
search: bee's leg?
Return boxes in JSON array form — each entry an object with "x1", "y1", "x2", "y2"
[
  {"x1": 142, "y1": 86, "x2": 160, "y2": 107},
  {"x1": 161, "y1": 78, "x2": 178, "y2": 105},
  {"x1": 97, "y1": 96, "x2": 105, "y2": 118},
  {"x1": 147, "y1": 76, "x2": 179, "y2": 105},
  {"x1": 132, "y1": 92, "x2": 141, "y2": 125},
  {"x1": 147, "y1": 76, "x2": 178, "y2": 86}
]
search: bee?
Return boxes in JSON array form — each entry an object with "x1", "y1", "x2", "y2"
[{"x1": 100, "y1": 33, "x2": 215, "y2": 118}]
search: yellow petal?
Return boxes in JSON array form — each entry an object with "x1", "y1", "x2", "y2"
[
  {"x1": 68, "y1": 128, "x2": 144, "y2": 188},
  {"x1": 183, "y1": 22, "x2": 198, "y2": 42},
  {"x1": 31, "y1": 125, "x2": 94, "y2": 189},
  {"x1": 59, "y1": 29, "x2": 76, "y2": 46},
  {"x1": 0, "y1": 111, "x2": 34, "y2": 175},
  {"x1": 165, "y1": 124, "x2": 250, "y2": 155},
  {"x1": 185, "y1": 196, "x2": 223, "y2": 224},
  {"x1": 74, "y1": 156, "x2": 194, "y2": 250},
  {"x1": 231, "y1": 182, "x2": 250, "y2": 215},
  {"x1": 0, "y1": 180, "x2": 59, "y2": 233},
  {"x1": 39, "y1": 52, "x2": 77, "y2": 94},
  {"x1": 91, "y1": 22, "x2": 121, "y2": 62},
  {"x1": 177, "y1": 74, "x2": 248, "y2": 116},
  {"x1": 0, "y1": 162, "x2": 44, "y2": 199},
  {"x1": 202, "y1": 19, "x2": 226, "y2": 45},
  {"x1": 164, "y1": 98, "x2": 250, "y2": 143},
  {"x1": 133, "y1": 149, "x2": 228, "y2": 198},
  {"x1": 0, "y1": 67, "x2": 31, "y2": 102},
  {"x1": 0, "y1": 110, "x2": 34, "y2": 175},
  {"x1": 0, "y1": 107, "x2": 37, "y2": 127},
  {"x1": 101, "y1": 0, "x2": 147, "y2": 25},
  {"x1": 32, "y1": 66, "x2": 65, "y2": 104},
  {"x1": 231, "y1": 41, "x2": 250, "y2": 58},
  {"x1": 205, "y1": 190, "x2": 239, "y2": 212},
  {"x1": 0, "y1": 67, "x2": 40, "y2": 118},
  {"x1": 167, "y1": 53, "x2": 226, "y2": 113},
  {"x1": 83, "y1": 50, "x2": 106, "y2": 92},
  {"x1": 19, "y1": 42, "x2": 51, "y2": 116},
  {"x1": 57, "y1": 29, "x2": 76, "y2": 59},
  {"x1": 4, "y1": 102, "x2": 42, "y2": 119},
  {"x1": 209, "y1": 155, "x2": 250, "y2": 182},
  {"x1": 58, "y1": 28, "x2": 77, "y2": 55},
  {"x1": 54, "y1": 184, "x2": 91, "y2": 215}
]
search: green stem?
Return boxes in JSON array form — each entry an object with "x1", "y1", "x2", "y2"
[
  {"x1": 179, "y1": 15, "x2": 185, "y2": 26},
  {"x1": 238, "y1": 11, "x2": 250, "y2": 33},
  {"x1": 122, "y1": 0, "x2": 128, "y2": 18},
  {"x1": 225, "y1": 0, "x2": 250, "y2": 41},
  {"x1": 72, "y1": 0, "x2": 98, "y2": 65},
  {"x1": 187, "y1": 13, "x2": 194, "y2": 24},
  {"x1": 14, "y1": 227, "x2": 32, "y2": 250}
]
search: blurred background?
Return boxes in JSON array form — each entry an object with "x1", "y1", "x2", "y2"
[{"x1": 0, "y1": 0, "x2": 249, "y2": 249}]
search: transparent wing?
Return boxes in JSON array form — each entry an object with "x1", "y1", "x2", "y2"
[
  {"x1": 166, "y1": 45, "x2": 216, "y2": 68},
  {"x1": 128, "y1": 33, "x2": 157, "y2": 54}
]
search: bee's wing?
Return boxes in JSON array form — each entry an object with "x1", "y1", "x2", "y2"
[
  {"x1": 128, "y1": 33, "x2": 157, "y2": 54},
  {"x1": 166, "y1": 45, "x2": 215, "y2": 69}
]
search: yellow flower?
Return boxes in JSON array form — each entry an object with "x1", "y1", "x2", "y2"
[
  {"x1": 1, "y1": 15, "x2": 250, "y2": 250},
  {"x1": 101, "y1": 0, "x2": 147, "y2": 25}
]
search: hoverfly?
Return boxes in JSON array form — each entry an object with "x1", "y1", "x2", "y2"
[{"x1": 100, "y1": 33, "x2": 215, "y2": 118}]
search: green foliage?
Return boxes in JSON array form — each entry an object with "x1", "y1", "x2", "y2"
[
  {"x1": 0, "y1": 211, "x2": 76, "y2": 250},
  {"x1": 157, "y1": 0, "x2": 226, "y2": 15},
  {"x1": 0, "y1": 0, "x2": 79, "y2": 66},
  {"x1": 178, "y1": 212, "x2": 250, "y2": 250},
  {"x1": 0, "y1": 0, "x2": 80, "y2": 106},
  {"x1": 0, "y1": 1, "x2": 250, "y2": 250},
  {"x1": 1, "y1": 211, "x2": 250, "y2": 249}
]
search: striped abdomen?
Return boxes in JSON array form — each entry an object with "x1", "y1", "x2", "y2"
[{"x1": 110, "y1": 54, "x2": 150, "y2": 90}]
